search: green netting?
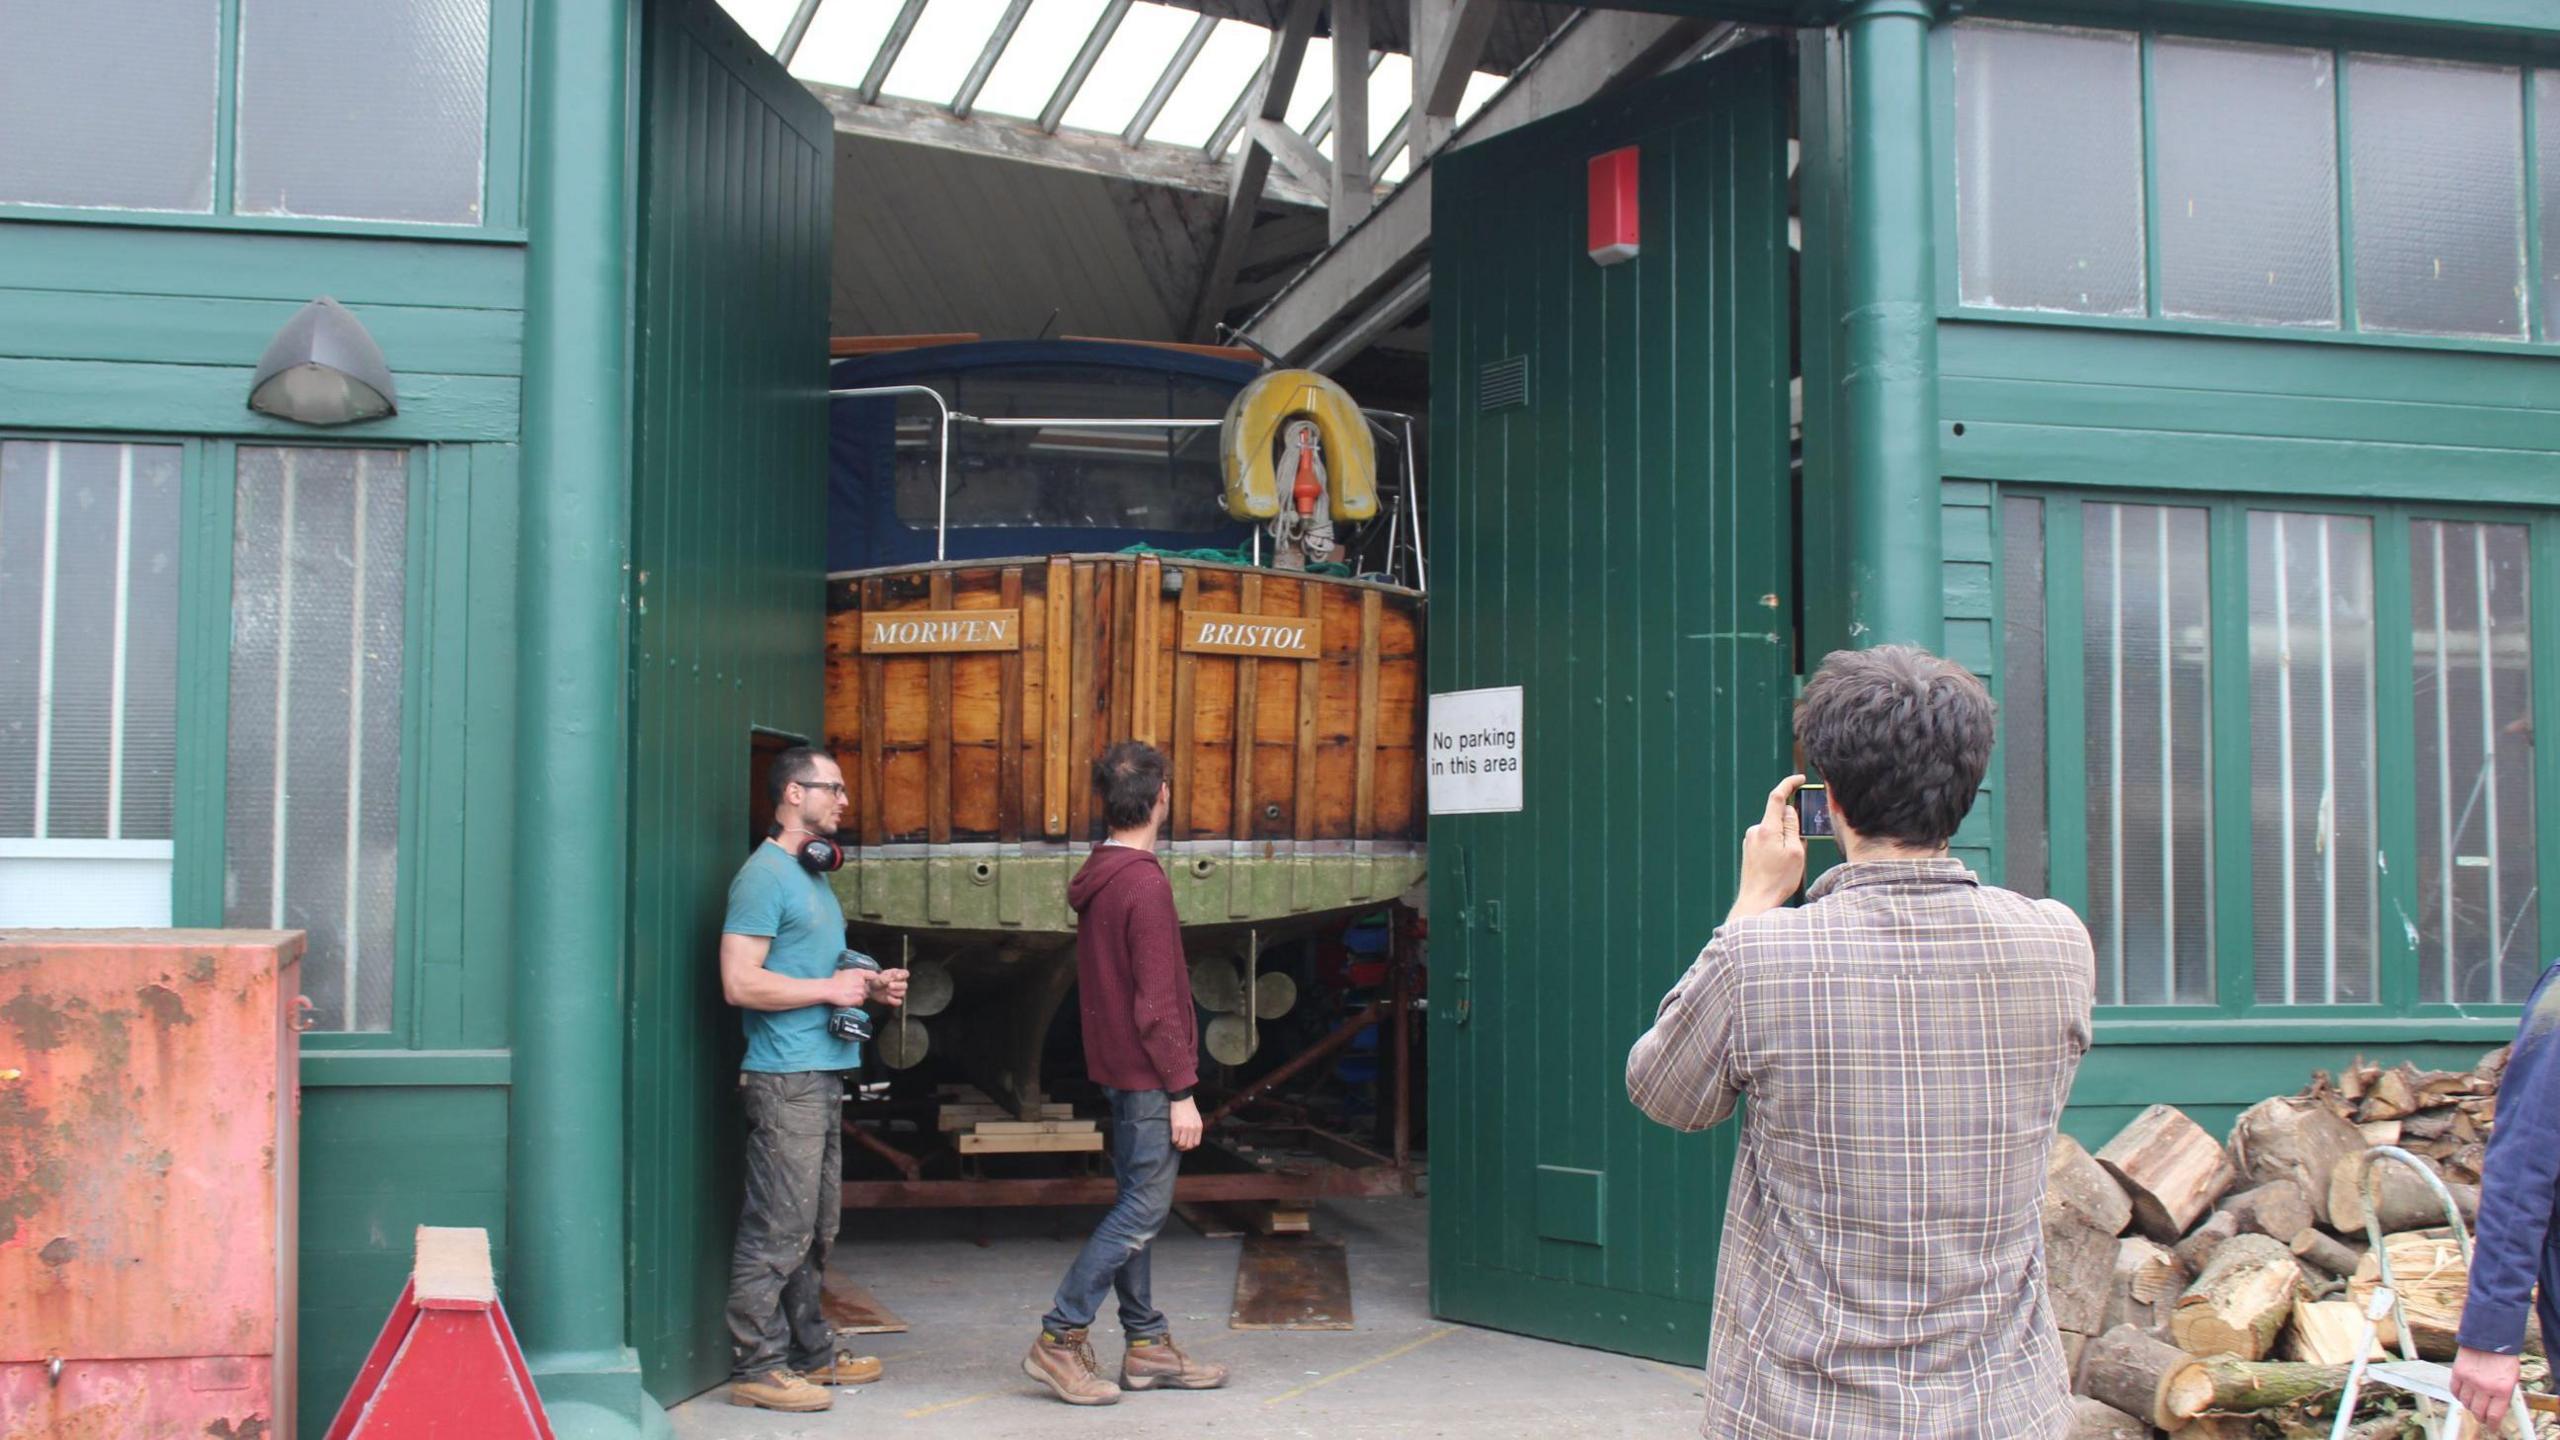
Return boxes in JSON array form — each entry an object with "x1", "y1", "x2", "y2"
[{"x1": 1116, "y1": 541, "x2": 1350, "y2": 577}]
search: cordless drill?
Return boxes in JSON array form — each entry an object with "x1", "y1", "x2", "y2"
[{"x1": 829, "y1": 948, "x2": 882, "y2": 1044}]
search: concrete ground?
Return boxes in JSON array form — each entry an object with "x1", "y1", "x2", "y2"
[{"x1": 667, "y1": 1196, "x2": 1702, "y2": 1439}]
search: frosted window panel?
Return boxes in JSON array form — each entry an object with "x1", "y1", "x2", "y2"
[
  {"x1": 2001, "y1": 497, "x2": 2049, "y2": 897},
  {"x1": 235, "y1": 0, "x2": 489, "y2": 223},
  {"x1": 2084, "y1": 503, "x2": 2214, "y2": 1005},
  {"x1": 2541, "y1": 74, "x2": 2560, "y2": 339},
  {"x1": 226, "y1": 449, "x2": 407, "y2": 1033},
  {"x1": 0, "y1": 441, "x2": 184, "y2": 843},
  {"x1": 2247, "y1": 513, "x2": 2377, "y2": 1006},
  {"x1": 0, "y1": 0, "x2": 216, "y2": 211},
  {"x1": 2413, "y1": 521, "x2": 2538, "y2": 1005},
  {"x1": 1955, "y1": 22, "x2": 2146, "y2": 316},
  {"x1": 2153, "y1": 39, "x2": 2339, "y2": 327},
  {"x1": 2349, "y1": 56, "x2": 2526, "y2": 339}
]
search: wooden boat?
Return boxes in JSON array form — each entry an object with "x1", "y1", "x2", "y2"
[{"x1": 818, "y1": 340, "x2": 1425, "y2": 1113}]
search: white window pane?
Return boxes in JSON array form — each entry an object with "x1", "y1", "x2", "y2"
[
  {"x1": 2413, "y1": 520, "x2": 2538, "y2": 1005},
  {"x1": 1140, "y1": 19, "x2": 1263, "y2": 148},
  {"x1": 2084, "y1": 502, "x2": 2214, "y2": 1005},
  {"x1": 0, "y1": 441, "x2": 183, "y2": 846},
  {"x1": 1284, "y1": 37, "x2": 1333, "y2": 132},
  {"x1": 1955, "y1": 21, "x2": 2146, "y2": 316},
  {"x1": 226, "y1": 448, "x2": 407, "y2": 1033},
  {"x1": 2539, "y1": 72, "x2": 2560, "y2": 339},
  {"x1": 713, "y1": 0, "x2": 802, "y2": 53},
  {"x1": 235, "y1": 0, "x2": 489, "y2": 224},
  {"x1": 883, "y1": 0, "x2": 1005, "y2": 104},
  {"x1": 973, "y1": 0, "x2": 1108, "y2": 120},
  {"x1": 2154, "y1": 38, "x2": 2339, "y2": 327},
  {"x1": 1453, "y1": 70, "x2": 1502, "y2": 127},
  {"x1": 786, "y1": 0, "x2": 898, "y2": 89},
  {"x1": 1368, "y1": 51, "x2": 1413, "y2": 143},
  {"x1": 2001, "y1": 496, "x2": 2049, "y2": 897},
  {"x1": 2349, "y1": 56, "x2": 2526, "y2": 339},
  {"x1": 0, "y1": 0, "x2": 217, "y2": 211},
  {"x1": 0, "y1": 841, "x2": 175, "y2": 928},
  {"x1": 2248, "y1": 512, "x2": 2378, "y2": 1006},
  {"x1": 1058, "y1": 3, "x2": 1197, "y2": 136}
]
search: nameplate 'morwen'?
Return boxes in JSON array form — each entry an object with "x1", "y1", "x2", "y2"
[{"x1": 860, "y1": 609, "x2": 1022, "y2": 653}]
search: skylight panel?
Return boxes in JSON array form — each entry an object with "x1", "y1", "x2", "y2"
[
  {"x1": 1058, "y1": 2, "x2": 1193, "y2": 135},
  {"x1": 1282, "y1": 38, "x2": 1333, "y2": 131},
  {"x1": 883, "y1": 0, "x2": 1005, "y2": 104},
  {"x1": 716, "y1": 0, "x2": 800, "y2": 54},
  {"x1": 1140, "y1": 17, "x2": 1264, "y2": 148},
  {"x1": 785, "y1": 0, "x2": 897, "y2": 89},
  {"x1": 972, "y1": 0, "x2": 1107, "y2": 120}
]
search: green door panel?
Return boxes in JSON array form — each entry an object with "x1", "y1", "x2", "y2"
[{"x1": 1426, "y1": 43, "x2": 1794, "y2": 1365}]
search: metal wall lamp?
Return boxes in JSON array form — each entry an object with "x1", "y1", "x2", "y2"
[{"x1": 247, "y1": 297, "x2": 399, "y2": 425}]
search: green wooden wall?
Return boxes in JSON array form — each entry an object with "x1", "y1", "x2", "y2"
[
  {"x1": 624, "y1": 0, "x2": 836, "y2": 1404},
  {"x1": 1428, "y1": 46, "x2": 1793, "y2": 1366}
]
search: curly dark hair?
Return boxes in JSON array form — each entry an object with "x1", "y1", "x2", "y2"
[
  {"x1": 1795, "y1": 647, "x2": 1995, "y2": 848},
  {"x1": 1093, "y1": 740, "x2": 1168, "y2": 832}
]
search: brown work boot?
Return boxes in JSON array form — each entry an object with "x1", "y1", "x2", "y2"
[
  {"x1": 728, "y1": 1369, "x2": 833, "y2": 1411},
  {"x1": 802, "y1": 1351, "x2": 883, "y2": 1385},
  {"x1": 1122, "y1": 1334, "x2": 1230, "y2": 1391},
  {"x1": 1023, "y1": 1327, "x2": 1123, "y2": 1406}
]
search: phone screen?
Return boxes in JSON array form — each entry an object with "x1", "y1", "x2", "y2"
[{"x1": 1795, "y1": 783, "x2": 1834, "y2": 840}]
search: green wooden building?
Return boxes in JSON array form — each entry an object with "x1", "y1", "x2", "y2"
[{"x1": 2, "y1": 0, "x2": 2556, "y2": 1431}]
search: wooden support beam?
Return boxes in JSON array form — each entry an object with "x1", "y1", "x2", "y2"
[
  {"x1": 1190, "y1": 0, "x2": 1323, "y2": 341},
  {"x1": 1254, "y1": 117, "x2": 1333, "y2": 191},
  {"x1": 1413, "y1": 0, "x2": 1500, "y2": 123},
  {"x1": 1331, "y1": 0, "x2": 1374, "y2": 242}
]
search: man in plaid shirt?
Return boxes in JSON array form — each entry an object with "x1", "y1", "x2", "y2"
[{"x1": 1628, "y1": 646, "x2": 2095, "y2": 1439}]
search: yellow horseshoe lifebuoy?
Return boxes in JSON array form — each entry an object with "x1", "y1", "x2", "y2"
[{"x1": 1218, "y1": 369, "x2": 1378, "y2": 523}]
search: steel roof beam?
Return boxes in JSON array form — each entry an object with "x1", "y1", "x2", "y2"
[
  {"x1": 861, "y1": 0, "x2": 930, "y2": 104},
  {"x1": 1125, "y1": 13, "x2": 1219, "y2": 146},
  {"x1": 1041, "y1": 0, "x2": 1135, "y2": 134},
  {"x1": 775, "y1": 0, "x2": 826, "y2": 68},
  {"x1": 953, "y1": 0, "x2": 1037, "y2": 119}
]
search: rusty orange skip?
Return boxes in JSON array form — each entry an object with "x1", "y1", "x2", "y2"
[{"x1": 0, "y1": 930, "x2": 305, "y2": 1440}]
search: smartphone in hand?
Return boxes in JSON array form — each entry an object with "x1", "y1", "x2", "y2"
[{"x1": 1795, "y1": 782, "x2": 1835, "y2": 841}]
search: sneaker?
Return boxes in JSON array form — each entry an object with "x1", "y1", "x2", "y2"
[
  {"x1": 729, "y1": 1369, "x2": 833, "y2": 1412},
  {"x1": 802, "y1": 1351, "x2": 883, "y2": 1386},
  {"x1": 1122, "y1": 1334, "x2": 1230, "y2": 1392},
  {"x1": 1023, "y1": 1327, "x2": 1123, "y2": 1406}
]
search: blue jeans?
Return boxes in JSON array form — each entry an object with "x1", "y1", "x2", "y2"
[{"x1": 1042, "y1": 1087, "x2": 1178, "y2": 1338}]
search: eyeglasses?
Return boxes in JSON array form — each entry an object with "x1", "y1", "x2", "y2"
[{"x1": 794, "y1": 780, "x2": 848, "y2": 795}]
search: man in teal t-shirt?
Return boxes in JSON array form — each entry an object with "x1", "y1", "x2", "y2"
[{"x1": 718, "y1": 746, "x2": 906, "y2": 1413}]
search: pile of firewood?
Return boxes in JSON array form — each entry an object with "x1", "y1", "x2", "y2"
[{"x1": 2050, "y1": 1048, "x2": 2546, "y2": 1439}]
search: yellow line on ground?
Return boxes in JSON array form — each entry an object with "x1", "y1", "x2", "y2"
[
  {"x1": 1642, "y1": 1359, "x2": 1702, "y2": 1387},
  {"x1": 902, "y1": 1390, "x2": 1000, "y2": 1419},
  {"x1": 1261, "y1": 1326, "x2": 1462, "y2": 1407}
]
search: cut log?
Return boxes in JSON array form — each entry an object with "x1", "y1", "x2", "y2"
[
  {"x1": 2099, "y1": 1105, "x2": 2237, "y2": 1242},
  {"x1": 2288, "y1": 1228, "x2": 2363, "y2": 1279},
  {"x1": 2047, "y1": 1212, "x2": 2124, "y2": 1336},
  {"x1": 2106, "y1": 1237, "x2": 2184, "y2": 1334},
  {"x1": 2327, "y1": 1150, "x2": 2477, "y2": 1234},
  {"x1": 2443, "y1": 1143, "x2": 2486, "y2": 1186},
  {"x1": 2357, "y1": 1120, "x2": 2403, "y2": 1147},
  {"x1": 2224, "y1": 1179, "x2": 2316, "y2": 1243},
  {"x1": 2194, "y1": 1355, "x2": 2346, "y2": 1411},
  {"x1": 2339, "y1": 1056, "x2": 2378, "y2": 1102},
  {"x1": 2401, "y1": 1109, "x2": 2456, "y2": 1142},
  {"x1": 2475, "y1": 1044, "x2": 2512, "y2": 1087},
  {"x1": 2173, "y1": 1210, "x2": 2242, "y2": 1275},
  {"x1": 2080, "y1": 1324, "x2": 2215, "y2": 1430},
  {"x1": 2284, "y1": 1298, "x2": 2384, "y2": 1365},
  {"x1": 2062, "y1": 1396, "x2": 2150, "y2": 1440},
  {"x1": 2172, "y1": 1233, "x2": 2302, "y2": 1360},
  {"x1": 2230, "y1": 1094, "x2": 2369, "y2": 1229},
  {"x1": 2358, "y1": 1065, "x2": 2421, "y2": 1122},
  {"x1": 2061, "y1": 1328, "x2": 2090, "y2": 1387},
  {"x1": 2348, "y1": 1233, "x2": 2471, "y2": 1360},
  {"x1": 2049, "y1": 1133, "x2": 2136, "y2": 1236}
]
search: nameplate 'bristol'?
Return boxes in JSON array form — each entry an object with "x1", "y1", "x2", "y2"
[{"x1": 1179, "y1": 611, "x2": 1322, "y2": 659}]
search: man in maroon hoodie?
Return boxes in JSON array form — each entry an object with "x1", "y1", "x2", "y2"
[{"x1": 1022, "y1": 740, "x2": 1232, "y2": 1405}]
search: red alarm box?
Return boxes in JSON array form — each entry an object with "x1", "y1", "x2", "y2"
[{"x1": 1588, "y1": 146, "x2": 1640, "y2": 266}]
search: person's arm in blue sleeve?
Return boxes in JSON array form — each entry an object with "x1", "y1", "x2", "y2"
[{"x1": 2450, "y1": 965, "x2": 2560, "y2": 1425}]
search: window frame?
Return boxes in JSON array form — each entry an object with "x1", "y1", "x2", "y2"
[
  {"x1": 1935, "y1": 17, "x2": 2556, "y2": 352},
  {"x1": 0, "y1": 429, "x2": 436, "y2": 1044},
  {"x1": 1991, "y1": 483, "x2": 2560, "y2": 1026},
  {"x1": 0, "y1": 0, "x2": 529, "y2": 238}
]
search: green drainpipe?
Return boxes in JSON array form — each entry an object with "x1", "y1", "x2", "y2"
[
  {"x1": 511, "y1": 1, "x2": 658, "y2": 1434},
  {"x1": 1840, "y1": 0, "x2": 1945, "y2": 654}
]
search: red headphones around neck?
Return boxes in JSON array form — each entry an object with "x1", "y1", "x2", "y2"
[{"x1": 777, "y1": 826, "x2": 844, "y2": 874}]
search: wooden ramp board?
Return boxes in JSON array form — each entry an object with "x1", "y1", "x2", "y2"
[
  {"x1": 821, "y1": 1275, "x2": 909, "y2": 1335},
  {"x1": 1230, "y1": 1234, "x2": 1354, "y2": 1331},
  {"x1": 957, "y1": 1130, "x2": 1105, "y2": 1154},
  {"x1": 1175, "y1": 1201, "x2": 1246, "y2": 1239},
  {"x1": 936, "y1": 1102, "x2": 1074, "y2": 1130}
]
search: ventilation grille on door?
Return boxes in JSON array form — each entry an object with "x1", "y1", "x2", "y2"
[{"x1": 1478, "y1": 355, "x2": 1528, "y2": 411}]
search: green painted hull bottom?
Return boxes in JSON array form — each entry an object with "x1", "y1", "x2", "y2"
[{"x1": 835, "y1": 851, "x2": 1427, "y2": 937}]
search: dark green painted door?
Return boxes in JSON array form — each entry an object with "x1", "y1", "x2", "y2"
[
  {"x1": 625, "y1": 0, "x2": 835, "y2": 1404},
  {"x1": 1426, "y1": 44, "x2": 1793, "y2": 1364}
]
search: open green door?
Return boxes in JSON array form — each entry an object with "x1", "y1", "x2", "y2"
[{"x1": 1426, "y1": 43, "x2": 1794, "y2": 1364}]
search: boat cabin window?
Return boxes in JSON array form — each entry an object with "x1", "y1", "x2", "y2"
[{"x1": 888, "y1": 364, "x2": 1235, "y2": 533}]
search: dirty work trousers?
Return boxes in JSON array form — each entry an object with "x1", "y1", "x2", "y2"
[
  {"x1": 1041, "y1": 1087, "x2": 1178, "y2": 1338},
  {"x1": 727, "y1": 1070, "x2": 845, "y2": 1379}
]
